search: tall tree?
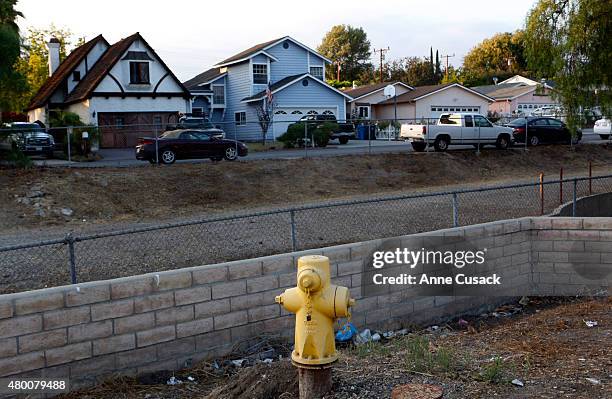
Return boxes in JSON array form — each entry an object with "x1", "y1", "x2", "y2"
[
  {"x1": 386, "y1": 57, "x2": 438, "y2": 86},
  {"x1": 318, "y1": 25, "x2": 372, "y2": 83},
  {"x1": 429, "y1": 47, "x2": 434, "y2": 79},
  {"x1": 461, "y1": 31, "x2": 527, "y2": 86},
  {"x1": 0, "y1": 0, "x2": 26, "y2": 116},
  {"x1": 8, "y1": 26, "x2": 73, "y2": 112},
  {"x1": 435, "y1": 50, "x2": 442, "y2": 81},
  {"x1": 524, "y1": 0, "x2": 611, "y2": 133}
]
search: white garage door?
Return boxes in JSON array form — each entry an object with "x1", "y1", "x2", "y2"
[
  {"x1": 430, "y1": 105, "x2": 481, "y2": 118},
  {"x1": 272, "y1": 107, "x2": 337, "y2": 138}
]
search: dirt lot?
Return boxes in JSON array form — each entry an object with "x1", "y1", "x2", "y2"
[
  {"x1": 60, "y1": 297, "x2": 611, "y2": 399},
  {"x1": 1, "y1": 145, "x2": 611, "y2": 233}
]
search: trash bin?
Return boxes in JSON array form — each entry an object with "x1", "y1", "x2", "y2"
[{"x1": 356, "y1": 124, "x2": 376, "y2": 140}]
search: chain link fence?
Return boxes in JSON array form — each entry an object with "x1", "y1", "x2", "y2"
[{"x1": 1, "y1": 174, "x2": 610, "y2": 294}]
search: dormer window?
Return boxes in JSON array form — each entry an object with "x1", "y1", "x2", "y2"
[
  {"x1": 72, "y1": 71, "x2": 81, "y2": 81},
  {"x1": 252, "y1": 64, "x2": 268, "y2": 84},
  {"x1": 309, "y1": 66, "x2": 323, "y2": 80},
  {"x1": 130, "y1": 62, "x2": 150, "y2": 84}
]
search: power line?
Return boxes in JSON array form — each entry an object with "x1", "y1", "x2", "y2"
[
  {"x1": 441, "y1": 53, "x2": 455, "y2": 80},
  {"x1": 373, "y1": 46, "x2": 390, "y2": 83}
]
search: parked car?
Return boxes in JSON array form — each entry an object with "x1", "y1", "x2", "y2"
[
  {"x1": 165, "y1": 117, "x2": 226, "y2": 138},
  {"x1": 291, "y1": 114, "x2": 355, "y2": 144},
  {"x1": 0, "y1": 122, "x2": 55, "y2": 158},
  {"x1": 505, "y1": 117, "x2": 581, "y2": 146},
  {"x1": 400, "y1": 113, "x2": 513, "y2": 152},
  {"x1": 594, "y1": 118, "x2": 611, "y2": 139},
  {"x1": 135, "y1": 129, "x2": 247, "y2": 164}
]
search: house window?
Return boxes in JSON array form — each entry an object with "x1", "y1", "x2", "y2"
[
  {"x1": 357, "y1": 106, "x2": 370, "y2": 119},
  {"x1": 212, "y1": 85, "x2": 225, "y2": 105},
  {"x1": 274, "y1": 110, "x2": 287, "y2": 115},
  {"x1": 307, "y1": 110, "x2": 318, "y2": 115},
  {"x1": 129, "y1": 62, "x2": 150, "y2": 84},
  {"x1": 115, "y1": 117, "x2": 125, "y2": 129},
  {"x1": 252, "y1": 64, "x2": 267, "y2": 84},
  {"x1": 310, "y1": 66, "x2": 324, "y2": 80},
  {"x1": 322, "y1": 110, "x2": 334, "y2": 115},
  {"x1": 291, "y1": 110, "x2": 303, "y2": 115},
  {"x1": 73, "y1": 71, "x2": 81, "y2": 81},
  {"x1": 235, "y1": 111, "x2": 246, "y2": 126},
  {"x1": 192, "y1": 107, "x2": 204, "y2": 117}
]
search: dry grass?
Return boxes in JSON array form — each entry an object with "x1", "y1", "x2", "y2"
[
  {"x1": 58, "y1": 298, "x2": 611, "y2": 399},
  {"x1": 1, "y1": 145, "x2": 610, "y2": 233}
]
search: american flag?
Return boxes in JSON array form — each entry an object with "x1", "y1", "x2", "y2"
[{"x1": 265, "y1": 81, "x2": 273, "y2": 104}]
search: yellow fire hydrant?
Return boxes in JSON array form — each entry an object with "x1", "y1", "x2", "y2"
[{"x1": 275, "y1": 255, "x2": 355, "y2": 398}]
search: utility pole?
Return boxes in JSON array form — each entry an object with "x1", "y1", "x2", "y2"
[
  {"x1": 373, "y1": 47, "x2": 390, "y2": 83},
  {"x1": 441, "y1": 53, "x2": 455, "y2": 81}
]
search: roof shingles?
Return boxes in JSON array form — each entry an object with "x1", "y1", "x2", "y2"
[
  {"x1": 27, "y1": 35, "x2": 108, "y2": 110},
  {"x1": 343, "y1": 81, "x2": 409, "y2": 99},
  {"x1": 183, "y1": 67, "x2": 225, "y2": 91},
  {"x1": 215, "y1": 37, "x2": 284, "y2": 66}
]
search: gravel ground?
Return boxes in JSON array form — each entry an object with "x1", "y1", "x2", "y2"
[
  {"x1": 0, "y1": 175, "x2": 610, "y2": 294},
  {"x1": 58, "y1": 297, "x2": 611, "y2": 399}
]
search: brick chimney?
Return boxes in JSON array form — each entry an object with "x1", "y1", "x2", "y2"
[{"x1": 47, "y1": 38, "x2": 61, "y2": 76}]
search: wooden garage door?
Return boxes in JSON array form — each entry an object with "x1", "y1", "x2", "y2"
[{"x1": 98, "y1": 112, "x2": 179, "y2": 148}]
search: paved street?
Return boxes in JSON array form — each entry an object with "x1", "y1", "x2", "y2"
[{"x1": 31, "y1": 129, "x2": 608, "y2": 168}]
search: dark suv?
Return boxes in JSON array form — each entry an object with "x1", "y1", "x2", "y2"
[
  {"x1": 0, "y1": 122, "x2": 55, "y2": 157},
  {"x1": 292, "y1": 114, "x2": 355, "y2": 144}
]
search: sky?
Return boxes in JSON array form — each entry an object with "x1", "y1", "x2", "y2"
[{"x1": 16, "y1": 0, "x2": 539, "y2": 82}]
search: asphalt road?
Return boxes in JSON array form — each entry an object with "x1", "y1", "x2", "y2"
[{"x1": 32, "y1": 129, "x2": 609, "y2": 168}]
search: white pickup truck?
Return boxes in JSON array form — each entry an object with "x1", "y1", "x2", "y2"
[{"x1": 400, "y1": 113, "x2": 514, "y2": 152}]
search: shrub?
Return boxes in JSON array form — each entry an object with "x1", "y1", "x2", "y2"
[
  {"x1": 277, "y1": 121, "x2": 338, "y2": 148},
  {"x1": 4, "y1": 146, "x2": 33, "y2": 168}
]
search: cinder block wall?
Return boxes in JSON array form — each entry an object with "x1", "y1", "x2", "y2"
[{"x1": 0, "y1": 217, "x2": 609, "y2": 391}]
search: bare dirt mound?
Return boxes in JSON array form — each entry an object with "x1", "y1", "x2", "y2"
[
  {"x1": 1, "y1": 144, "x2": 610, "y2": 232},
  {"x1": 203, "y1": 360, "x2": 298, "y2": 399}
]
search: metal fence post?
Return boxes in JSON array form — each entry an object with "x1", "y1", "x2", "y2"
[
  {"x1": 559, "y1": 167, "x2": 563, "y2": 205},
  {"x1": 66, "y1": 233, "x2": 77, "y2": 284},
  {"x1": 290, "y1": 210, "x2": 297, "y2": 252},
  {"x1": 304, "y1": 122, "x2": 308, "y2": 158},
  {"x1": 572, "y1": 178, "x2": 577, "y2": 217},
  {"x1": 452, "y1": 193, "x2": 459, "y2": 227},
  {"x1": 67, "y1": 126, "x2": 72, "y2": 163},
  {"x1": 589, "y1": 161, "x2": 592, "y2": 195},
  {"x1": 368, "y1": 120, "x2": 371, "y2": 155},
  {"x1": 539, "y1": 172, "x2": 544, "y2": 215},
  {"x1": 155, "y1": 126, "x2": 159, "y2": 165},
  {"x1": 524, "y1": 118, "x2": 528, "y2": 152}
]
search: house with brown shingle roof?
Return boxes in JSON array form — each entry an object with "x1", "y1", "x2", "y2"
[
  {"x1": 472, "y1": 76, "x2": 558, "y2": 116},
  {"x1": 27, "y1": 32, "x2": 190, "y2": 148},
  {"x1": 373, "y1": 83, "x2": 494, "y2": 121},
  {"x1": 343, "y1": 81, "x2": 414, "y2": 120}
]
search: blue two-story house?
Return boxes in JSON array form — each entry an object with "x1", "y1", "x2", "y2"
[{"x1": 183, "y1": 36, "x2": 351, "y2": 141}]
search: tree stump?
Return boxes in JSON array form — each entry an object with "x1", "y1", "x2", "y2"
[{"x1": 298, "y1": 367, "x2": 332, "y2": 399}]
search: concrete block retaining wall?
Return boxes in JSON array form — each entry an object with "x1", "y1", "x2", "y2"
[
  {"x1": 0, "y1": 217, "x2": 610, "y2": 392},
  {"x1": 553, "y1": 192, "x2": 612, "y2": 217}
]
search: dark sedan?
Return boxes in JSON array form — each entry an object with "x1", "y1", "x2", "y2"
[
  {"x1": 506, "y1": 117, "x2": 582, "y2": 146},
  {"x1": 135, "y1": 129, "x2": 248, "y2": 164}
]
